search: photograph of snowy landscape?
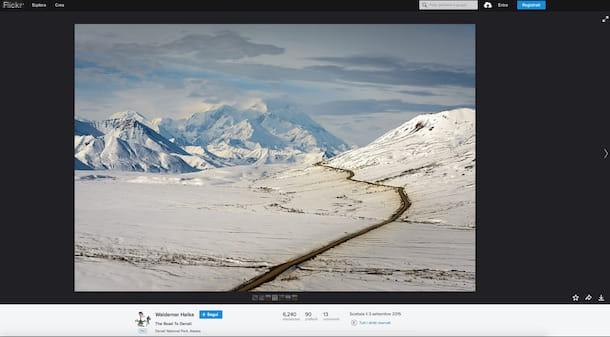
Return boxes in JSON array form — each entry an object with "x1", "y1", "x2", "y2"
[{"x1": 74, "y1": 24, "x2": 476, "y2": 291}]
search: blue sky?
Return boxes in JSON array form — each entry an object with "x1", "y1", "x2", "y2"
[{"x1": 75, "y1": 24, "x2": 475, "y2": 145}]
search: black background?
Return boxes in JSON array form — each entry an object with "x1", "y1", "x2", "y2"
[{"x1": 0, "y1": 9, "x2": 608, "y2": 304}]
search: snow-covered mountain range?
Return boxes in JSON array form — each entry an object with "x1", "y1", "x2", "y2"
[
  {"x1": 74, "y1": 104, "x2": 349, "y2": 173},
  {"x1": 327, "y1": 108, "x2": 476, "y2": 228}
]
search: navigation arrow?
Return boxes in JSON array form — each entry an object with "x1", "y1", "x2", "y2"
[{"x1": 604, "y1": 148, "x2": 608, "y2": 159}]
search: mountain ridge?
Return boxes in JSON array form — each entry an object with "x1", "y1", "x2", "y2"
[{"x1": 75, "y1": 104, "x2": 349, "y2": 172}]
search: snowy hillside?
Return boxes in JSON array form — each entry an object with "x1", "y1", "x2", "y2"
[
  {"x1": 328, "y1": 108, "x2": 476, "y2": 228},
  {"x1": 75, "y1": 103, "x2": 349, "y2": 172}
]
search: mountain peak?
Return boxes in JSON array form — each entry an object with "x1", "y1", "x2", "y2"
[
  {"x1": 179, "y1": 103, "x2": 349, "y2": 163},
  {"x1": 109, "y1": 110, "x2": 149, "y2": 122}
]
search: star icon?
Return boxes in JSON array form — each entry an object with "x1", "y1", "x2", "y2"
[{"x1": 572, "y1": 294, "x2": 580, "y2": 302}]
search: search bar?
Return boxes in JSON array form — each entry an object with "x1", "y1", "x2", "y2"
[{"x1": 419, "y1": 0, "x2": 478, "y2": 10}]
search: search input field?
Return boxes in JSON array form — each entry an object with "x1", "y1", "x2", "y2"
[{"x1": 419, "y1": 0, "x2": 478, "y2": 10}]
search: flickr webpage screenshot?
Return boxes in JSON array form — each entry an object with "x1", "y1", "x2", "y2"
[{"x1": 1, "y1": 0, "x2": 609, "y2": 336}]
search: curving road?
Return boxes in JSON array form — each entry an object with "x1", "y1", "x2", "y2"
[{"x1": 231, "y1": 163, "x2": 411, "y2": 292}]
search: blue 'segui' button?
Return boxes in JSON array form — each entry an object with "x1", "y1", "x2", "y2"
[
  {"x1": 199, "y1": 310, "x2": 223, "y2": 319},
  {"x1": 517, "y1": 1, "x2": 546, "y2": 10}
]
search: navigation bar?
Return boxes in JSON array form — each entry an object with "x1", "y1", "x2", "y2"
[{"x1": 2, "y1": 0, "x2": 610, "y2": 12}]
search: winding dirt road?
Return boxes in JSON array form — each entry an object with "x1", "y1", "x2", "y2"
[{"x1": 231, "y1": 163, "x2": 411, "y2": 292}]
